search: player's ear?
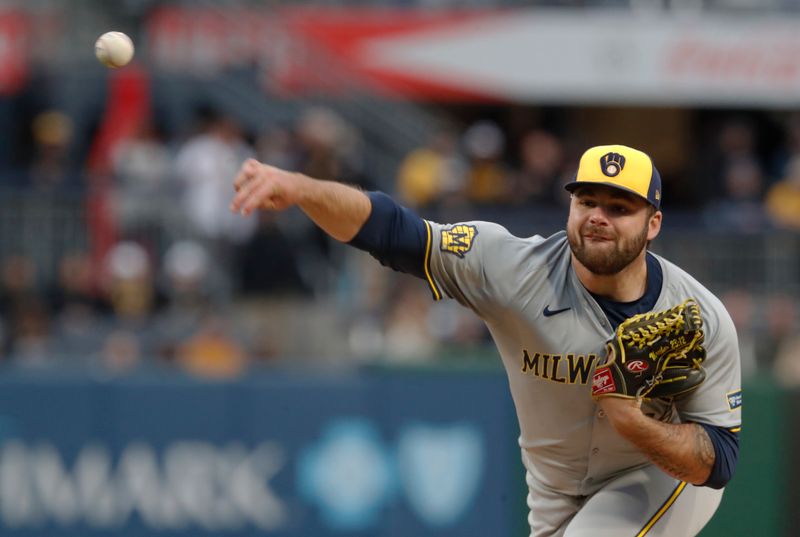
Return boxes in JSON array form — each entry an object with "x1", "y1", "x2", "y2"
[{"x1": 647, "y1": 210, "x2": 662, "y2": 241}]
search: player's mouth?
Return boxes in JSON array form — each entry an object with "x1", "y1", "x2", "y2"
[
  {"x1": 583, "y1": 231, "x2": 613, "y2": 242},
  {"x1": 581, "y1": 224, "x2": 614, "y2": 241}
]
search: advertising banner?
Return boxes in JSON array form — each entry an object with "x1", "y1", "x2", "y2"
[
  {"x1": 0, "y1": 370, "x2": 520, "y2": 537},
  {"x1": 146, "y1": 6, "x2": 800, "y2": 106}
]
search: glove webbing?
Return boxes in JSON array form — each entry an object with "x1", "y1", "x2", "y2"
[{"x1": 620, "y1": 311, "x2": 686, "y2": 347}]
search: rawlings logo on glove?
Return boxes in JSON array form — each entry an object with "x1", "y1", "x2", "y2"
[{"x1": 591, "y1": 299, "x2": 707, "y2": 401}]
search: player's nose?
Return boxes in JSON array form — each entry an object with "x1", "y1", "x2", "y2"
[{"x1": 587, "y1": 207, "x2": 610, "y2": 226}]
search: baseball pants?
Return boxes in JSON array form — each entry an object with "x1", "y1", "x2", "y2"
[{"x1": 527, "y1": 465, "x2": 724, "y2": 537}]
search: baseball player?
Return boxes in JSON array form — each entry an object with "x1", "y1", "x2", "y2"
[{"x1": 230, "y1": 144, "x2": 741, "y2": 536}]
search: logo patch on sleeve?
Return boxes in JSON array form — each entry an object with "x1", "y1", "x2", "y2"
[
  {"x1": 440, "y1": 225, "x2": 478, "y2": 258},
  {"x1": 727, "y1": 389, "x2": 742, "y2": 411}
]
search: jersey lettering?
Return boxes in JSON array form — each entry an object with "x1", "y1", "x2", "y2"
[
  {"x1": 521, "y1": 351, "x2": 599, "y2": 386},
  {"x1": 541, "y1": 355, "x2": 551, "y2": 380},
  {"x1": 521, "y1": 350, "x2": 541, "y2": 376},
  {"x1": 550, "y1": 355, "x2": 566, "y2": 383},
  {"x1": 566, "y1": 354, "x2": 598, "y2": 385}
]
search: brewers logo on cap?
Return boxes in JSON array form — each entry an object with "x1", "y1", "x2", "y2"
[
  {"x1": 565, "y1": 145, "x2": 662, "y2": 209},
  {"x1": 600, "y1": 152, "x2": 625, "y2": 177}
]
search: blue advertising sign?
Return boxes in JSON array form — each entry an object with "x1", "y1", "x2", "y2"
[{"x1": 0, "y1": 369, "x2": 521, "y2": 537}]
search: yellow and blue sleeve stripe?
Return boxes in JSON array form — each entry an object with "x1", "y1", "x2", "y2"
[
  {"x1": 423, "y1": 220, "x2": 442, "y2": 301},
  {"x1": 347, "y1": 191, "x2": 442, "y2": 300}
]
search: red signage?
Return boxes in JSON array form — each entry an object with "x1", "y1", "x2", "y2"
[
  {"x1": 0, "y1": 10, "x2": 28, "y2": 95},
  {"x1": 145, "y1": 6, "x2": 500, "y2": 100}
]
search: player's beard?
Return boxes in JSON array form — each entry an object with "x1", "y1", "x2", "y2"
[{"x1": 568, "y1": 221, "x2": 649, "y2": 276}]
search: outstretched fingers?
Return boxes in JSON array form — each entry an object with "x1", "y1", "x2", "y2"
[
  {"x1": 231, "y1": 161, "x2": 271, "y2": 215},
  {"x1": 243, "y1": 180, "x2": 280, "y2": 214},
  {"x1": 233, "y1": 158, "x2": 260, "y2": 192}
]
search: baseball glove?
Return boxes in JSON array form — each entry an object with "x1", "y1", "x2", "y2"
[{"x1": 591, "y1": 299, "x2": 707, "y2": 401}]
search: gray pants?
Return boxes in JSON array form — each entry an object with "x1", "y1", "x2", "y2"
[{"x1": 527, "y1": 465, "x2": 724, "y2": 537}]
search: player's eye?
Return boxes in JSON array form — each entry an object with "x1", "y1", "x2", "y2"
[{"x1": 610, "y1": 204, "x2": 629, "y2": 214}]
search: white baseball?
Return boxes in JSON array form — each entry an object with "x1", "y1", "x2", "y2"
[{"x1": 95, "y1": 31, "x2": 134, "y2": 68}]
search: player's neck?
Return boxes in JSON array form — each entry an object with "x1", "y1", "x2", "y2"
[{"x1": 572, "y1": 251, "x2": 648, "y2": 302}]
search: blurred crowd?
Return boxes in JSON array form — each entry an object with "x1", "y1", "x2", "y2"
[
  {"x1": 395, "y1": 114, "x2": 800, "y2": 233},
  {"x1": 1, "y1": 98, "x2": 800, "y2": 384}
]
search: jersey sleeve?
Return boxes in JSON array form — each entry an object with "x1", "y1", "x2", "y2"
[
  {"x1": 424, "y1": 220, "x2": 531, "y2": 314},
  {"x1": 675, "y1": 298, "x2": 742, "y2": 432}
]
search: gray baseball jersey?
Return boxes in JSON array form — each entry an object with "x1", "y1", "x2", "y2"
[{"x1": 421, "y1": 221, "x2": 742, "y2": 535}]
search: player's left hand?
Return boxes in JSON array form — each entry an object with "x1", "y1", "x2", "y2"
[{"x1": 591, "y1": 299, "x2": 707, "y2": 401}]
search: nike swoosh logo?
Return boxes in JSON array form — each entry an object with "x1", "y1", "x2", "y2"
[{"x1": 543, "y1": 305, "x2": 571, "y2": 317}]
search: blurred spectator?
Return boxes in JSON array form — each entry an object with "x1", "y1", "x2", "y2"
[
  {"x1": 765, "y1": 155, "x2": 800, "y2": 231},
  {"x1": 382, "y1": 281, "x2": 438, "y2": 362},
  {"x1": 151, "y1": 240, "x2": 215, "y2": 363},
  {"x1": 769, "y1": 112, "x2": 800, "y2": 179},
  {"x1": 428, "y1": 299, "x2": 490, "y2": 351},
  {"x1": 100, "y1": 329, "x2": 143, "y2": 374},
  {"x1": 511, "y1": 129, "x2": 565, "y2": 206},
  {"x1": 255, "y1": 126, "x2": 296, "y2": 171},
  {"x1": 772, "y1": 331, "x2": 800, "y2": 387},
  {"x1": 99, "y1": 241, "x2": 167, "y2": 369},
  {"x1": 0, "y1": 254, "x2": 53, "y2": 365},
  {"x1": 103, "y1": 241, "x2": 160, "y2": 323},
  {"x1": 758, "y1": 295, "x2": 799, "y2": 369},
  {"x1": 265, "y1": 108, "x2": 370, "y2": 289},
  {"x1": 462, "y1": 120, "x2": 511, "y2": 204},
  {"x1": 295, "y1": 107, "x2": 366, "y2": 187},
  {"x1": 0, "y1": 254, "x2": 41, "y2": 317},
  {"x1": 718, "y1": 119, "x2": 757, "y2": 161},
  {"x1": 175, "y1": 314, "x2": 247, "y2": 378},
  {"x1": 174, "y1": 107, "x2": 257, "y2": 245},
  {"x1": 174, "y1": 108, "x2": 257, "y2": 298},
  {"x1": 703, "y1": 157, "x2": 770, "y2": 233},
  {"x1": 29, "y1": 110, "x2": 77, "y2": 192},
  {"x1": 396, "y1": 128, "x2": 465, "y2": 209},
  {"x1": 345, "y1": 254, "x2": 394, "y2": 361},
  {"x1": 161, "y1": 240, "x2": 215, "y2": 308},
  {"x1": 48, "y1": 251, "x2": 107, "y2": 316},
  {"x1": 110, "y1": 118, "x2": 174, "y2": 244},
  {"x1": 239, "y1": 212, "x2": 311, "y2": 296},
  {"x1": 48, "y1": 251, "x2": 111, "y2": 361},
  {"x1": 8, "y1": 301, "x2": 52, "y2": 366},
  {"x1": 720, "y1": 289, "x2": 757, "y2": 378}
]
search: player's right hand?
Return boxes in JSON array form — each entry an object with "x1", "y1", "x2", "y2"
[{"x1": 230, "y1": 159, "x2": 306, "y2": 216}]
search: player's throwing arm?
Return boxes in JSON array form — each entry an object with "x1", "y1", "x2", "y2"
[{"x1": 229, "y1": 159, "x2": 371, "y2": 242}]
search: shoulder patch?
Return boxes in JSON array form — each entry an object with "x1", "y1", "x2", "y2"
[
  {"x1": 440, "y1": 224, "x2": 478, "y2": 258},
  {"x1": 727, "y1": 389, "x2": 742, "y2": 411}
]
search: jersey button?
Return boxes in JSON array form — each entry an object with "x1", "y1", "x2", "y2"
[{"x1": 591, "y1": 448, "x2": 600, "y2": 455}]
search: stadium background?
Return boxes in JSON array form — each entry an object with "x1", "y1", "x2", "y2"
[{"x1": 0, "y1": 0, "x2": 796, "y2": 535}]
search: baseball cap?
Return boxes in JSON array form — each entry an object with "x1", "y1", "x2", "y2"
[{"x1": 564, "y1": 145, "x2": 662, "y2": 209}]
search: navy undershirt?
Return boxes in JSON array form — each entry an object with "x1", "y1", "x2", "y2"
[
  {"x1": 590, "y1": 253, "x2": 663, "y2": 330},
  {"x1": 349, "y1": 190, "x2": 737, "y2": 489}
]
